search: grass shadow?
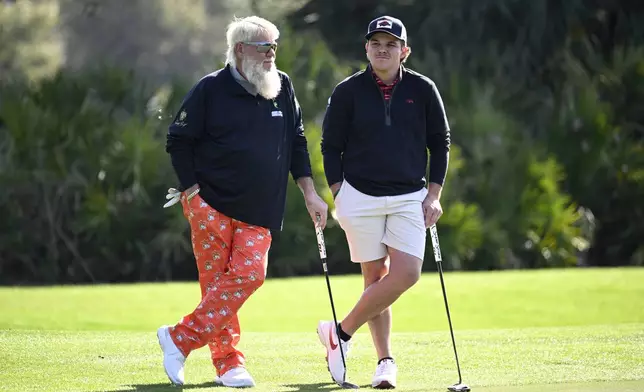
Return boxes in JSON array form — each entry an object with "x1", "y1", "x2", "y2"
[
  {"x1": 282, "y1": 382, "x2": 371, "y2": 391},
  {"x1": 103, "y1": 381, "x2": 217, "y2": 392},
  {"x1": 104, "y1": 381, "x2": 368, "y2": 392}
]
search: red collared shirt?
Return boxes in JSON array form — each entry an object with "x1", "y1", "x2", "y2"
[{"x1": 372, "y1": 70, "x2": 400, "y2": 101}]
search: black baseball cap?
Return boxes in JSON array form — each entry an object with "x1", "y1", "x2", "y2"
[{"x1": 365, "y1": 16, "x2": 407, "y2": 43}]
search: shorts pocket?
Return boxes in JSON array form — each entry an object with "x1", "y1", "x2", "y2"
[
  {"x1": 333, "y1": 180, "x2": 348, "y2": 202},
  {"x1": 419, "y1": 186, "x2": 428, "y2": 201}
]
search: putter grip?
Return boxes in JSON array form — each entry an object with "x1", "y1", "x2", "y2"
[
  {"x1": 429, "y1": 224, "x2": 442, "y2": 262},
  {"x1": 315, "y1": 214, "x2": 327, "y2": 259}
]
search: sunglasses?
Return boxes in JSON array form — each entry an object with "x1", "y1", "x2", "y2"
[{"x1": 243, "y1": 41, "x2": 278, "y2": 53}]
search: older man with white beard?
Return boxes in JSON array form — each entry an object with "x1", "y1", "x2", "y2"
[{"x1": 157, "y1": 16, "x2": 328, "y2": 388}]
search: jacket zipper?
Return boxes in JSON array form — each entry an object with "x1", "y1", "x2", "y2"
[
  {"x1": 276, "y1": 99, "x2": 283, "y2": 159},
  {"x1": 374, "y1": 77, "x2": 399, "y2": 126}
]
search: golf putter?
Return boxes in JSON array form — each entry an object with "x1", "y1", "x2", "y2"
[
  {"x1": 429, "y1": 224, "x2": 471, "y2": 392},
  {"x1": 315, "y1": 213, "x2": 359, "y2": 389}
]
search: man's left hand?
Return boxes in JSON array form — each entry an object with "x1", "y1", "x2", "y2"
[
  {"x1": 305, "y1": 192, "x2": 329, "y2": 229},
  {"x1": 422, "y1": 194, "x2": 443, "y2": 228}
]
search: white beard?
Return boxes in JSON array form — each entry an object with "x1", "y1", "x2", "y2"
[{"x1": 241, "y1": 57, "x2": 282, "y2": 100}]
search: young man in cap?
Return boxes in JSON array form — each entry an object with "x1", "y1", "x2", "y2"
[
  {"x1": 318, "y1": 15, "x2": 451, "y2": 388},
  {"x1": 159, "y1": 16, "x2": 328, "y2": 388}
]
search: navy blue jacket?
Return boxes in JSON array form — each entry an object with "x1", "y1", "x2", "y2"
[
  {"x1": 321, "y1": 65, "x2": 451, "y2": 196},
  {"x1": 166, "y1": 65, "x2": 312, "y2": 231}
]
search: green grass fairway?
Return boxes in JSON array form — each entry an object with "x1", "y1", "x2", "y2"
[{"x1": 1, "y1": 267, "x2": 643, "y2": 391}]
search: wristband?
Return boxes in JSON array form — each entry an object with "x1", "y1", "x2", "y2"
[{"x1": 187, "y1": 188, "x2": 200, "y2": 201}]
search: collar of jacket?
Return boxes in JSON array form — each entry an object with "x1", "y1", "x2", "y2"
[
  {"x1": 222, "y1": 64, "x2": 259, "y2": 96},
  {"x1": 229, "y1": 63, "x2": 259, "y2": 96},
  {"x1": 365, "y1": 63, "x2": 405, "y2": 83}
]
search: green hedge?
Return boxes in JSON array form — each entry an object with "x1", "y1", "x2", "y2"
[
  {"x1": 5, "y1": 15, "x2": 641, "y2": 284},
  {"x1": 0, "y1": 66, "x2": 590, "y2": 284}
]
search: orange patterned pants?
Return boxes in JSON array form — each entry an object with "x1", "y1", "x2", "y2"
[{"x1": 169, "y1": 192, "x2": 271, "y2": 376}]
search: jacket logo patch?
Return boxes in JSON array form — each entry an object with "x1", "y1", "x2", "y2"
[
  {"x1": 271, "y1": 111, "x2": 283, "y2": 117},
  {"x1": 406, "y1": 99, "x2": 414, "y2": 104},
  {"x1": 174, "y1": 110, "x2": 188, "y2": 127}
]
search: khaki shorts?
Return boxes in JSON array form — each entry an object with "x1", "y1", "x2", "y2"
[{"x1": 334, "y1": 180, "x2": 428, "y2": 262}]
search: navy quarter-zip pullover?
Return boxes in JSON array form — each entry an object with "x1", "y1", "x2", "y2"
[
  {"x1": 321, "y1": 65, "x2": 451, "y2": 196},
  {"x1": 166, "y1": 64, "x2": 312, "y2": 231}
]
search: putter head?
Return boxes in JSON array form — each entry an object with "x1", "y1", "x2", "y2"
[
  {"x1": 448, "y1": 382, "x2": 470, "y2": 392},
  {"x1": 338, "y1": 380, "x2": 360, "y2": 389}
]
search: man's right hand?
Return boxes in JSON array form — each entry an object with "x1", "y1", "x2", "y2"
[{"x1": 330, "y1": 181, "x2": 342, "y2": 198}]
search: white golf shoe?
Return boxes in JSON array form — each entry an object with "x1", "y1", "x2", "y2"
[
  {"x1": 157, "y1": 325, "x2": 186, "y2": 385},
  {"x1": 214, "y1": 367, "x2": 256, "y2": 388},
  {"x1": 372, "y1": 358, "x2": 397, "y2": 389},
  {"x1": 317, "y1": 320, "x2": 351, "y2": 384}
]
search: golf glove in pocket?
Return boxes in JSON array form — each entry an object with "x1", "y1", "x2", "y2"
[
  {"x1": 163, "y1": 188, "x2": 181, "y2": 208},
  {"x1": 163, "y1": 187, "x2": 200, "y2": 208}
]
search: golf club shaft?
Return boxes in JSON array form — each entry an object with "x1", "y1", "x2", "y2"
[
  {"x1": 315, "y1": 214, "x2": 349, "y2": 376},
  {"x1": 429, "y1": 225, "x2": 463, "y2": 384},
  {"x1": 322, "y1": 258, "x2": 340, "y2": 332},
  {"x1": 437, "y1": 258, "x2": 463, "y2": 383}
]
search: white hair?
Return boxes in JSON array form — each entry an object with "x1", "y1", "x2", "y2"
[{"x1": 225, "y1": 16, "x2": 280, "y2": 68}]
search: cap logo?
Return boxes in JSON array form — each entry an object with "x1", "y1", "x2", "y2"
[{"x1": 376, "y1": 19, "x2": 392, "y2": 29}]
